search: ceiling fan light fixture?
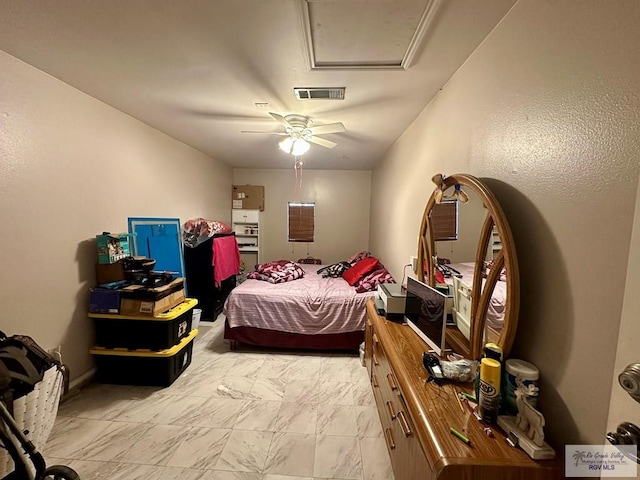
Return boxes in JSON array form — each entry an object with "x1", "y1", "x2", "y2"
[{"x1": 279, "y1": 137, "x2": 310, "y2": 156}]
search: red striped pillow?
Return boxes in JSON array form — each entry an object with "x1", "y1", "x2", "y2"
[{"x1": 342, "y1": 256, "x2": 379, "y2": 286}]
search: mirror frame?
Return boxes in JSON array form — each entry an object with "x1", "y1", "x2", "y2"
[{"x1": 417, "y1": 174, "x2": 520, "y2": 359}]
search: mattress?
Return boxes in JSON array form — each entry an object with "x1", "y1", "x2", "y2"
[{"x1": 223, "y1": 265, "x2": 376, "y2": 335}]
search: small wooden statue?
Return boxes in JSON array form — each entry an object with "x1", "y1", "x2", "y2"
[
  {"x1": 497, "y1": 380, "x2": 555, "y2": 459},
  {"x1": 515, "y1": 382, "x2": 545, "y2": 447}
]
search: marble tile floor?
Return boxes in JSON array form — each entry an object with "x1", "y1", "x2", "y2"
[{"x1": 45, "y1": 319, "x2": 395, "y2": 480}]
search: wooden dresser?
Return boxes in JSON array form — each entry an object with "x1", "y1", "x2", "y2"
[{"x1": 364, "y1": 300, "x2": 562, "y2": 480}]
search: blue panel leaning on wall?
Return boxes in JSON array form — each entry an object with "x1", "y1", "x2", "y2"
[{"x1": 127, "y1": 218, "x2": 186, "y2": 287}]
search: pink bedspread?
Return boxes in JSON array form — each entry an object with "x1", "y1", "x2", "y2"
[{"x1": 224, "y1": 265, "x2": 375, "y2": 335}]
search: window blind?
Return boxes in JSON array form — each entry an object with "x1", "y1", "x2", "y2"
[
  {"x1": 432, "y1": 201, "x2": 458, "y2": 241},
  {"x1": 288, "y1": 202, "x2": 315, "y2": 242}
]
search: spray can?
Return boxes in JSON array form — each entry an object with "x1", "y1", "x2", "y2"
[
  {"x1": 474, "y1": 343, "x2": 503, "y2": 400},
  {"x1": 484, "y1": 343, "x2": 503, "y2": 363},
  {"x1": 479, "y1": 358, "x2": 501, "y2": 424}
]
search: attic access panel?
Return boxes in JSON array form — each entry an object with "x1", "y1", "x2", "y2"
[{"x1": 298, "y1": 0, "x2": 440, "y2": 70}]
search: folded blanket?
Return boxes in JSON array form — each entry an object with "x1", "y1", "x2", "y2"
[
  {"x1": 247, "y1": 260, "x2": 305, "y2": 284},
  {"x1": 355, "y1": 265, "x2": 395, "y2": 293}
]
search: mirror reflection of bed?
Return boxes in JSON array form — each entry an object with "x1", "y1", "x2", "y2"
[
  {"x1": 434, "y1": 187, "x2": 505, "y2": 343},
  {"x1": 418, "y1": 173, "x2": 519, "y2": 359}
]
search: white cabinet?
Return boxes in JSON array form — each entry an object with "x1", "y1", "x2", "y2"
[
  {"x1": 232, "y1": 209, "x2": 261, "y2": 265},
  {"x1": 232, "y1": 210, "x2": 259, "y2": 224}
]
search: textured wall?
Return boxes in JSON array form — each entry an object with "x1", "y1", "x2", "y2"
[
  {"x1": 0, "y1": 50, "x2": 232, "y2": 381},
  {"x1": 233, "y1": 169, "x2": 371, "y2": 265},
  {"x1": 370, "y1": 0, "x2": 640, "y2": 445}
]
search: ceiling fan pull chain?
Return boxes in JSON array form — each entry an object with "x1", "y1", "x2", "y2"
[{"x1": 294, "y1": 156, "x2": 304, "y2": 198}]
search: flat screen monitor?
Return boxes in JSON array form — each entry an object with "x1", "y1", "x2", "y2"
[{"x1": 404, "y1": 277, "x2": 448, "y2": 356}]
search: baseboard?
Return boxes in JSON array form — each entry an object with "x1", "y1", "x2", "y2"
[{"x1": 61, "y1": 368, "x2": 96, "y2": 402}]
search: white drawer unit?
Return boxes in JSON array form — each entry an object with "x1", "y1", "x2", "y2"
[
  {"x1": 453, "y1": 277, "x2": 472, "y2": 340},
  {"x1": 232, "y1": 209, "x2": 259, "y2": 224},
  {"x1": 377, "y1": 283, "x2": 406, "y2": 318},
  {"x1": 232, "y1": 209, "x2": 261, "y2": 264}
]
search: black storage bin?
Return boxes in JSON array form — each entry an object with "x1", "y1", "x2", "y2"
[
  {"x1": 90, "y1": 329, "x2": 197, "y2": 386},
  {"x1": 89, "y1": 299, "x2": 197, "y2": 350}
]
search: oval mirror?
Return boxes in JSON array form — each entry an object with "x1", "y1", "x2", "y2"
[{"x1": 417, "y1": 174, "x2": 520, "y2": 359}]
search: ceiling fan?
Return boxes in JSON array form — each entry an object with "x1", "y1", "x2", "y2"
[{"x1": 241, "y1": 112, "x2": 345, "y2": 155}]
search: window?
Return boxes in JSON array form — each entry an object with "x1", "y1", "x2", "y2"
[
  {"x1": 288, "y1": 202, "x2": 315, "y2": 242},
  {"x1": 432, "y1": 200, "x2": 458, "y2": 241}
]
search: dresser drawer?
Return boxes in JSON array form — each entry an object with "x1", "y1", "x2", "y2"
[
  {"x1": 371, "y1": 345, "x2": 394, "y2": 408},
  {"x1": 371, "y1": 329, "x2": 400, "y2": 430},
  {"x1": 388, "y1": 408, "x2": 433, "y2": 480},
  {"x1": 372, "y1": 331, "x2": 400, "y2": 397},
  {"x1": 373, "y1": 373, "x2": 402, "y2": 428},
  {"x1": 372, "y1": 338, "x2": 433, "y2": 480},
  {"x1": 393, "y1": 393, "x2": 433, "y2": 475}
]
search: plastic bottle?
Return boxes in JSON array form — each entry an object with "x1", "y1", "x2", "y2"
[
  {"x1": 503, "y1": 359, "x2": 539, "y2": 415},
  {"x1": 478, "y1": 357, "x2": 501, "y2": 424}
]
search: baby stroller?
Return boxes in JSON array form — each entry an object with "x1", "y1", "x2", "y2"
[{"x1": 0, "y1": 333, "x2": 79, "y2": 480}]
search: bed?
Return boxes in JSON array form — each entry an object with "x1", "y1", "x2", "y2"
[{"x1": 223, "y1": 264, "x2": 378, "y2": 350}]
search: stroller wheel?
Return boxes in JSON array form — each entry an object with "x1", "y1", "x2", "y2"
[{"x1": 41, "y1": 465, "x2": 80, "y2": 480}]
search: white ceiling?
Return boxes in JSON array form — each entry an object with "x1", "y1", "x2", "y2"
[{"x1": 0, "y1": 0, "x2": 516, "y2": 170}]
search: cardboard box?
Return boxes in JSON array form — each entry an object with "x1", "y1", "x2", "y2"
[
  {"x1": 119, "y1": 277, "x2": 184, "y2": 299},
  {"x1": 119, "y1": 278, "x2": 186, "y2": 316},
  {"x1": 232, "y1": 185, "x2": 264, "y2": 210},
  {"x1": 120, "y1": 288, "x2": 186, "y2": 317},
  {"x1": 96, "y1": 261, "x2": 126, "y2": 285},
  {"x1": 96, "y1": 233, "x2": 130, "y2": 264}
]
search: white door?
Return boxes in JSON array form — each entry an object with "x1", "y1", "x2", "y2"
[{"x1": 606, "y1": 180, "x2": 640, "y2": 461}]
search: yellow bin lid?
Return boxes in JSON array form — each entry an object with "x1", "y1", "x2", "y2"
[
  {"x1": 88, "y1": 298, "x2": 198, "y2": 321},
  {"x1": 90, "y1": 329, "x2": 198, "y2": 357}
]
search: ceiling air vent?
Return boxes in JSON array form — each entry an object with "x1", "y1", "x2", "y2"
[{"x1": 294, "y1": 87, "x2": 345, "y2": 100}]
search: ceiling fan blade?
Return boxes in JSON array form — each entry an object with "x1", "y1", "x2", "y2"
[
  {"x1": 240, "y1": 131, "x2": 287, "y2": 135},
  {"x1": 269, "y1": 112, "x2": 291, "y2": 128},
  {"x1": 309, "y1": 122, "x2": 346, "y2": 135},
  {"x1": 308, "y1": 136, "x2": 337, "y2": 149}
]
